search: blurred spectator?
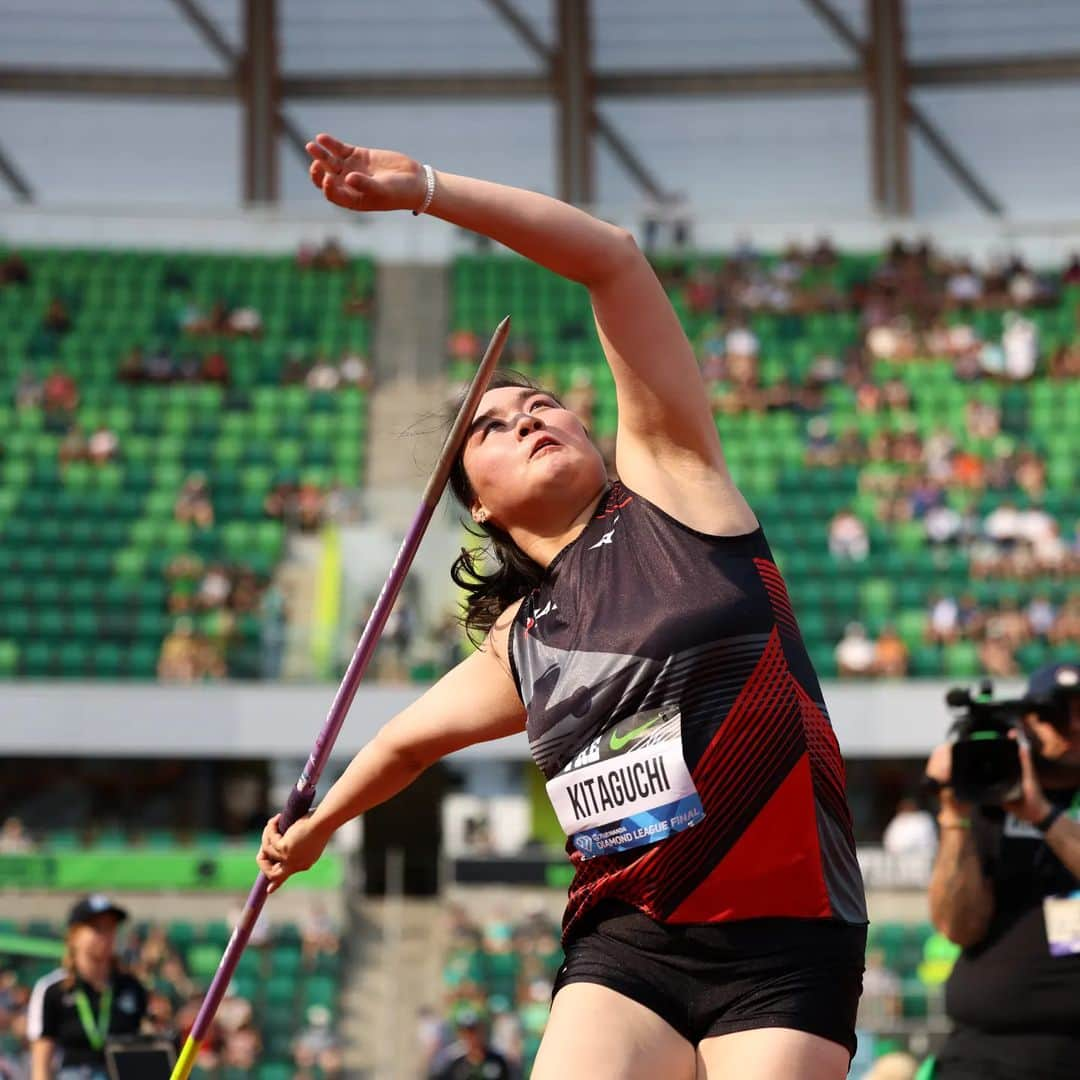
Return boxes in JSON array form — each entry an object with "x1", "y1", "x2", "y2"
[
  {"x1": 201, "y1": 350, "x2": 230, "y2": 385},
  {"x1": 226, "y1": 305, "x2": 262, "y2": 337},
  {"x1": 0, "y1": 816, "x2": 34, "y2": 853},
  {"x1": 805, "y1": 417, "x2": 839, "y2": 467},
  {"x1": 863, "y1": 1051, "x2": 920, "y2": 1080},
  {"x1": 883, "y1": 797, "x2": 937, "y2": 857},
  {"x1": 166, "y1": 553, "x2": 204, "y2": 614},
  {"x1": 428, "y1": 1010, "x2": 512, "y2": 1080},
  {"x1": 978, "y1": 628, "x2": 1019, "y2": 677},
  {"x1": 448, "y1": 329, "x2": 480, "y2": 362},
  {"x1": 157, "y1": 618, "x2": 202, "y2": 681},
  {"x1": 174, "y1": 474, "x2": 214, "y2": 529},
  {"x1": 281, "y1": 354, "x2": 307, "y2": 385},
  {"x1": 955, "y1": 593, "x2": 986, "y2": 640},
  {"x1": 118, "y1": 345, "x2": 146, "y2": 384},
  {"x1": 1048, "y1": 595, "x2": 1080, "y2": 647},
  {"x1": 927, "y1": 594, "x2": 959, "y2": 644},
  {"x1": 1000, "y1": 312, "x2": 1038, "y2": 380},
  {"x1": 301, "y1": 903, "x2": 340, "y2": 968},
  {"x1": 14, "y1": 371, "x2": 43, "y2": 410},
  {"x1": 874, "y1": 625, "x2": 909, "y2": 678},
  {"x1": 0, "y1": 250, "x2": 30, "y2": 286},
  {"x1": 58, "y1": 425, "x2": 89, "y2": 466},
  {"x1": 87, "y1": 425, "x2": 119, "y2": 466},
  {"x1": 42, "y1": 370, "x2": 79, "y2": 416},
  {"x1": 195, "y1": 563, "x2": 232, "y2": 612},
  {"x1": 42, "y1": 296, "x2": 72, "y2": 335},
  {"x1": 145, "y1": 345, "x2": 177, "y2": 383},
  {"x1": 259, "y1": 582, "x2": 288, "y2": 679},
  {"x1": 858, "y1": 948, "x2": 902, "y2": 1027},
  {"x1": 828, "y1": 508, "x2": 869, "y2": 562},
  {"x1": 306, "y1": 358, "x2": 341, "y2": 392},
  {"x1": 1026, "y1": 595, "x2": 1057, "y2": 639},
  {"x1": 293, "y1": 1004, "x2": 344, "y2": 1077},
  {"x1": 836, "y1": 623, "x2": 876, "y2": 678},
  {"x1": 339, "y1": 350, "x2": 372, "y2": 388},
  {"x1": 296, "y1": 482, "x2": 326, "y2": 532}
]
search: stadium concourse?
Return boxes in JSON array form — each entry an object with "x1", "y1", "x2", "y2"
[{"x1": 1, "y1": 229, "x2": 1078, "y2": 1078}]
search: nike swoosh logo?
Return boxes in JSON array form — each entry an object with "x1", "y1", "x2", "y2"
[{"x1": 609, "y1": 716, "x2": 661, "y2": 751}]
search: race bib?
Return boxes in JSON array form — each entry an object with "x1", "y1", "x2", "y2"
[
  {"x1": 1044, "y1": 891, "x2": 1080, "y2": 957},
  {"x1": 546, "y1": 705, "x2": 705, "y2": 860}
]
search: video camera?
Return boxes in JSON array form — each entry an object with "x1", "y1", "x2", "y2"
[{"x1": 943, "y1": 665, "x2": 1079, "y2": 805}]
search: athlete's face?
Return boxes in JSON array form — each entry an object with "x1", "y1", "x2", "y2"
[
  {"x1": 462, "y1": 385, "x2": 607, "y2": 528},
  {"x1": 70, "y1": 914, "x2": 120, "y2": 969}
]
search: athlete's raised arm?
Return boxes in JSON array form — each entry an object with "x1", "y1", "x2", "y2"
[
  {"x1": 258, "y1": 609, "x2": 525, "y2": 892},
  {"x1": 306, "y1": 135, "x2": 756, "y2": 535}
]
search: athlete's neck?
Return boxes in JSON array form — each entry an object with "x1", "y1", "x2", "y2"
[{"x1": 508, "y1": 483, "x2": 607, "y2": 569}]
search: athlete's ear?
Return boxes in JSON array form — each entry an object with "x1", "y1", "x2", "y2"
[{"x1": 471, "y1": 503, "x2": 490, "y2": 526}]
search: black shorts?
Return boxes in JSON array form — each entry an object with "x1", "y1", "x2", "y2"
[{"x1": 554, "y1": 902, "x2": 866, "y2": 1058}]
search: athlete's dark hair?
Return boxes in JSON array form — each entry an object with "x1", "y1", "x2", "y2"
[{"x1": 448, "y1": 369, "x2": 556, "y2": 644}]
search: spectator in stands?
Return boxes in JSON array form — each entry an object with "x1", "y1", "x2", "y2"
[
  {"x1": 87, "y1": 425, "x2": 119, "y2": 466},
  {"x1": 864, "y1": 1052, "x2": 920, "y2": 1080},
  {"x1": 293, "y1": 1004, "x2": 343, "y2": 1077},
  {"x1": 117, "y1": 346, "x2": 146, "y2": 384},
  {"x1": 42, "y1": 371, "x2": 78, "y2": 421},
  {"x1": 0, "y1": 250, "x2": 30, "y2": 287},
  {"x1": 836, "y1": 622, "x2": 876, "y2": 678},
  {"x1": 448, "y1": 329, "x2": 481, "y2": 362},
  {"x1": 857, "y1": 948, "x2": 902, "y2": 1027},
  {"x1": 874, "y1": 625, "x2": 909, "y2": 678},
  {"x1": 281, "y1": 353, "x2": 307, "y2": 385},
  {"x1": 828, "y1": 507, "x2": 869, "y2": 561},
  {"x1": 883, "y1": 796, "x2": 937, "y2": 857},
  {"x1": 42, "y1": 297, "x2": 72, "y2": 336},
  {"x1": 978, "y1": 626, "x2": 1019, "y2": 677},
  {"x1": 227, "y1": 305, "x2": 263, "y2": 337},
  {"x1": 1026, "y1": 594, "x2": 1057, "y2": 640},
  {"x1": 201, "y1": 350, "x2": 230, "y2": 385},
  {"x1": 985, "y1": 598, "x2": 1030, "y2": 651},
  {"x1": 0, "y1": 816, "x2": 34, "y2": 853},
  {"x1": 258, "y1": 582, "x2": 288, "y2": 679},
  {"x1": 58, "y1": 425, "x2": 89, "y2": 466},
  {"x1": 429, "y1": 1009, "x2": 512, "y2": 1080},
  {"x1": 15, "y1": 371, "x2": 44, "y2": 411},
  {"x1": 300, "y1": 903, "x2": 340, "y2": 969},
  {"x1": 306, "y1": 356, "x2": 341, "y2": 392},
  {"x1": 804, "y1": 417, "x2": 839, "y2": 467},
  {"x1": 928, "y1": 593, "x2": 959, "y2": 644},
  {"x1": 338, "y1": 350, "x2": 372, "y2": 388},
  {"x1": 1049, "y1": 595, "x2": 1080, "y2": 647},
  {"x1": 1048, "y1": 340, "x2": 1080, "y2": 379},
  {"x1": 296, "y1": 482, "x2": 326, "y2": 533},
  {"x1": 195, "y1": 563, "x2": 232, "y2": 612},
  {"x1": 174, "y1": 474, "x2": 214, "y2": 529},
  {"x1": 144, "y1": 345, "x2": 177, "y2": 383},
  {"x1": 166, "y1": 552, "x2": 203, "y2": 614},
  {"x1": 157, "y1": 618, "x2": 202, "y2": 681},
  {"x1": 999, "y1": 312, "x2": 1039, "y2": 381},
  {"x1": 955, "y1": 593, "x2": 985, "y2": 640}
]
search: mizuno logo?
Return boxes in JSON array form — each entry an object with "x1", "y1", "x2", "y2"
[
  {"x1": 589, "y1": 515, "x2": 619, "y2": 550},
  {"x1": 609, "y1": 716, "x2": 661, "y2": 751}
]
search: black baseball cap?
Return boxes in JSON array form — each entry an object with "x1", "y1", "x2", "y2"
[
  {"x1": 1027, "y1": 663, "x2": 1080, "y2": 705},
  {"x1": 68, "y1": 894, "x2": 129, "y2": 927}
]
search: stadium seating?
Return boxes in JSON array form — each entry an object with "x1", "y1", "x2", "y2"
[
  {"x1": 450, "y1": 253, "x2": 1080, "y2": 678},
  {"x1": 0, "y1": 247, "x2": 372, "y2": 679}
]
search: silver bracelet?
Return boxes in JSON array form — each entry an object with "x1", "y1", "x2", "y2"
[{"x1": 412, "y1": 163, "x2": 436, "y2": 216}]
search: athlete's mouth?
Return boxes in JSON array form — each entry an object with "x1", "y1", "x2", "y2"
[{"x1": 528, "y1": 435, "x2": 561, "y2": 458}]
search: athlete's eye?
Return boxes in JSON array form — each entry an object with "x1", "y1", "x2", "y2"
[
  {"x1": 530, "y1": 398, "x2": 555, "y2": 411},
  {"x1": 480, "y1": 419, "x2": 504, "y2": 440}
]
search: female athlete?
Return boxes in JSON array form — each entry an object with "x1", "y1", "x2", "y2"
[{"x1": 258, "y1": 134, "x2": 867, "y2": 1080}]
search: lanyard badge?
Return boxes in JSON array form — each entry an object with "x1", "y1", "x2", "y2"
[{"x1": 74, "y1": 985, "x2": 113, "y2": 1051}]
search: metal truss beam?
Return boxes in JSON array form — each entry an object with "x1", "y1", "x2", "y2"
[{"x1": 804, "y1": 0, "x2": 1004, "y2": 216}]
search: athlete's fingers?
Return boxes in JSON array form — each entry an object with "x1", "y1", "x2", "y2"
[{"x1": 314, "y1": 133, "x2": 352, "y2": 162}]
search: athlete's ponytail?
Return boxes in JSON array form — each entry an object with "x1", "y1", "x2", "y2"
[{"x1": 448, "y1": 369, "x2": 552, "y2": 644}]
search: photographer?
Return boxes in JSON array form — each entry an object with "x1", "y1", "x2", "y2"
[{"x1": 925, "y1": 663, "x2": 1080, "y2": 1080}]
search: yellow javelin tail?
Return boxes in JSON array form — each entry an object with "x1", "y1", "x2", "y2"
[{"x1": 170, "y1": 1036, "x2": 200, "y2": 1080}]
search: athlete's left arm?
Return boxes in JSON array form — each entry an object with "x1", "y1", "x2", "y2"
[{"x1": 588, "y1": 252, "x2": 759, "y2": 536}]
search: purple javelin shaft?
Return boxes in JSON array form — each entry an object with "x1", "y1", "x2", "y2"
[{"x1": 183, "y1": 316, "x2": 510, "y2": 1049}]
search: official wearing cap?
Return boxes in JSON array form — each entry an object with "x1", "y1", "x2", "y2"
[{"x1": 28, "y1": 895, "x2": 148, "y2": 1080}]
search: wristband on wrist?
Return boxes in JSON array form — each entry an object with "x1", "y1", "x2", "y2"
[
  {"x1": 412, "y1": 164, "x2": 436, "y2": 216},
  {"x1": 937, "y1": 814, "x2": 971, "y2": 830},
  {"x1": 1035, "y1": 806, "x2": 1063, "y2": 835}
]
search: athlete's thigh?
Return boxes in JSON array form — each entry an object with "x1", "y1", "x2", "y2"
[
  {"x1": 531, "y1": 982, "x2": 696, "y2": 1080},
  {"x1": 696, "y1": 1027, "x2": 850, "y2": 1080}
]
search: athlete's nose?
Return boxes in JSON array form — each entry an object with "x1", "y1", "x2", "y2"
[{"x1": 515, "y1": 412, "x2": 543, "y2": 439}]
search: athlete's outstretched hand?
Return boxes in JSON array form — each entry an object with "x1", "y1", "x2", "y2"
[
  {"x1": 305, "y1": 134, "x2": 426, "y2": 214},
  {"x1": 257, "y1": 812, "x2": 332, "y2": 894}
]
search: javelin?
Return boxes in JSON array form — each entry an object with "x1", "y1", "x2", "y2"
[{"x1": 171, "y1": 315, "x2": 510, "y2": 1080}]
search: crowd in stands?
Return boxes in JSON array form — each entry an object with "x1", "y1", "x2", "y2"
[
  {"x1": 423, "y1": 904, "x2": 562, "y2": 1079},
  {"x1": 0, "y1": 909, "x2": 344, "y2": 1079}
]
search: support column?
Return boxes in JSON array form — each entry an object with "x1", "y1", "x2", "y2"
[
  {"x1": 866, "y1": 0, "x2": 911, "y2": 215},
  {"x1": 555, "y1": 0, "x2": 594, "y2": 205},
  {"x1": 242, "y1": 0, "x2": 279, "y2": 204}
]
